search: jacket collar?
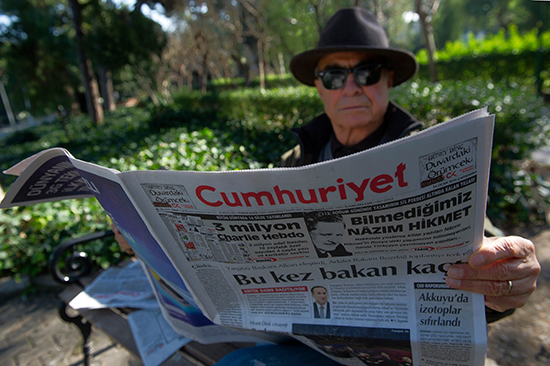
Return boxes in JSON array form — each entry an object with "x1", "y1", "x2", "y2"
[{"x1": 290, "y1": 101, "x2": 422, "y2": 165}]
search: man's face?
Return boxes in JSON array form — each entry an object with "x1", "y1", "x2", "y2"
[
  {"x1": 314, "y1": 51, "x2": 394, "y2": 146},
  {"x1": 310, "y1": 221, "x2": 345, "y2": 252},
  {"x1": 312, "y1": 287, "x2": 328, "y2": 306}
]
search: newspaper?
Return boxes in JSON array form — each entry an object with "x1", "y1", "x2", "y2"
[
  {"x1": 68, "y1": 258, "x2": 265, "y2": 364},
  {"x1": 70, "y1": 260, "x2": 195, "y2": 366},
  {"x1": 127, "y1": 308, "x2": 192, "y2": 366},
  {"x1": 1, "y1": 108, "x2": 495, "y2": 366},
  {"x1": 138, "y1": 259, "x2": 277, "y2": 345},
  {"x1": 68, "y1": 260, "x2": 159, "y2": 310}
]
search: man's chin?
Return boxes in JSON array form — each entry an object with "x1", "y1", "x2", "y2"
[{"x1": 333, "y1": 113, "x2": 377, "y2": 129}]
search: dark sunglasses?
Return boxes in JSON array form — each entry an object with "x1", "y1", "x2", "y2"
[{"x1": 315, "y1": 63, "x2": 388, "y2": 90}]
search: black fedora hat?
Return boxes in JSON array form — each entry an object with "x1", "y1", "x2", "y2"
[{"x1": 290, "y1": 7, "x2": 418, "y2": 87}]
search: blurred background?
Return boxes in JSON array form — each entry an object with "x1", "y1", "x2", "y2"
[{"x1": 0, "y1": 0, "x2": 549, "y2": 310}]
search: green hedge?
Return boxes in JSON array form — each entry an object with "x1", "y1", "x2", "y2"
[
  {"x1": 392, "y1": 79, "x2": 550, "y2": 225},
  {"x1": 419, "y1": 25, "x2": 550, "y2": 62},
  {"x1": 416, "y1": 25, "x2": 550, "y2": 91},
  {"x1": 417, "y1": 51, "x2": 549, "y2": 90}
]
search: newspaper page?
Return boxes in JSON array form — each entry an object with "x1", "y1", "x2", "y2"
[
  {"x1": 127, "y1": 308, "x2": 192, "y2": 366},
  {"x1": 71, "y1": 262, "x2": 196, "y2": 366},
  {"x1": 1, "y1": 109, "x2": 495, "y2": 366},
  {"x1": 68, "y1": 260, "x2": 159, "y2": 310},
  {"x1": 139, "y1": 260, "x2": 279, "y2": 344}
]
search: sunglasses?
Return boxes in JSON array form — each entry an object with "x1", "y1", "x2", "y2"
[{"x1": 315, "y1": 63, "x2": 388, "y2": 90}]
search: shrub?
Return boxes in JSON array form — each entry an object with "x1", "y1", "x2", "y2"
[
  {"x1": 416, "y1": 25, "x2": 550, "y2": 92},
  {"x1": 393, "y1": 79, "x2": 550, "y2": 227},
  {"x1": 0, "y1": 199, "x2": 122, "y2": 280}
]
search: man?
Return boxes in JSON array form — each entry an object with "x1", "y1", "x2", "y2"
[
  {"x1": 281, "y1": 8, "x2": 421, "y2": 167},
  {"x1": 312, "y1": 286, "x2": 331, "y2": 319},
  {"x1": 307, "y1": 213, "x2": 352, "y2": 258},
  {"x1": 120, "y1": 7, "x2": 541, "y2": 365},
  {"x1": 278, "y1": 7, "x2": 540, "y2": 323}
]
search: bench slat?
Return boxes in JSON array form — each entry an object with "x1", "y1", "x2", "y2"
[{"x1": 182, "y1": 341, "x2": 254, "y2": 365}]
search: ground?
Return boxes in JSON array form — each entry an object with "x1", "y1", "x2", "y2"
[{"x1": 486, "y1": 162, "x2": 550, "y2": 366}]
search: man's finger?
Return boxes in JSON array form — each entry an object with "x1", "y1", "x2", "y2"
[
  {"x1": 468, "y1": 236, "x2": 535, "y2": 268},
  {"x1": 447, "y1": 257, "x2": 539, "y2": 281},
  {"x1": 445, "y1": 276, "x2": 537, "y2": 297}
]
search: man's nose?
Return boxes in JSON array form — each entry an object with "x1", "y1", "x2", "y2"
[{"x1": 342, "y1": 72, "x2": 362, "y2": 94}]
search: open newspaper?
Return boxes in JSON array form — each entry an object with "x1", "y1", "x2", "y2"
[{"x1": 1, "y1": 108, "x2": 495, "y2": 366}]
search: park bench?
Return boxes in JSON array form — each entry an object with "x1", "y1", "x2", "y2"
[{"x1": 48, "y1": 230, "x2": 254, "y2": 366}]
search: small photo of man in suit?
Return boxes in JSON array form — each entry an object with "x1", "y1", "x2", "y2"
[{"x1": 311, "y1": 286, "x2": 330, "y2": 319}]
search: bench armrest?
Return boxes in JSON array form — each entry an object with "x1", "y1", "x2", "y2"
[{"x1": 48, "y1": 230, "x2": 115, "y2": 284}]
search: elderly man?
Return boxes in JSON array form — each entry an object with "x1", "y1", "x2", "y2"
[
  {"x1": 278, "y1": 7, "x2": 539, "y2": 322},
  {"x1": 112, "y1": 7, "x2": 539, "y2": 365},
  {"x1": 215, "y1": 7, "x2": 540, "y2": 366}
]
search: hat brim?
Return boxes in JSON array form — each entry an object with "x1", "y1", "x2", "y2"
[{"x1": 290, "y1": 46, "x2": 418, "y2": 87}]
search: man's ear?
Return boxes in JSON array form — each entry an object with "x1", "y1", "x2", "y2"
[
  {"x1": 314, "y1": 79, "x2": 324, "y2": 97},
  {"x1": 387, "y1": 70, "x2": 395, "y2": 88}
]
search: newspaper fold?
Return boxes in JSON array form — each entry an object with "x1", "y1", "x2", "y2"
[{"x1": 1, "y1": 108, "x2": 495, "y2": 366}]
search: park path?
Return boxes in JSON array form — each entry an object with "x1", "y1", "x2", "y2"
[{"x1": 0, "y1": 276, "x2": 142, "y2": 366}]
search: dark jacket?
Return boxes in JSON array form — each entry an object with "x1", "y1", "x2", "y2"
[
  {"x1": 280, "y1": 102, "x2": 422, "y2": 167},
  {"x1": 315, "y1": 244, "x2": 352, "y2": 258},
  {"x1": 313, "y1": 302, "x2": 331, "y2": 319}
]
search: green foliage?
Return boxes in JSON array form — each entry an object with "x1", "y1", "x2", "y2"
[
  {"x1": 392, "y1": 79, "x2": 550, "y2": 227},
  {"x1": 416, "y1": 24, "x2": 550, "y2": 92},
  {"x1": 0, "y1": 0, "x2": 79, "y2": 115},
  {"x1": 0, "y1": 198, "x2": 121, "y2": 278},
  {"x1": 171, "y1": 87, "x2": 324, "y2": 164},
  {"x1": 0, "y1": 106, "x2": 265, "y2": 279},
  {"x1": 417, "y1": 25, "x2": 549, "y2": 63},
  {"x1": 0, "y1": 108, "x2": 153, "y2": 188},
  {"x1": 86, "y1": 2, "x2": 167, "y2": 73},
  {"x1": 209, "y1": 73, "x2": 300, "y2": 92}
]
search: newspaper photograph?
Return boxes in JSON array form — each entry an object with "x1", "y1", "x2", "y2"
[{"x1": 1, "y1": 108, "x2": 495, "y2": 366}]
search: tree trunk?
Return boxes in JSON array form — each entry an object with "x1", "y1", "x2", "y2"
[
  {"x1": 0, "y1": 80, "x2": 16, "y2": 125},
  {"x1": 200, "y1": 49, "x2": 209, "y2": 95},
  {"x1": 278, "y1": 52, "x2": 286, "y2": 77},
  {"x1": 187, "y1": 73, "x2": 193, "y2": 92},
  {"x1": 69, "y1": 0, "x2": 104, "y2": 125},
  {"x1": 415, "y1": 0, "x2": 439, "y2": 83},
  {"x1": 97, "y1": 64, "x2": 116, "y2": 112},
  {"x1": 257, "y1": 38, "x2": 265, "y2": 91}
]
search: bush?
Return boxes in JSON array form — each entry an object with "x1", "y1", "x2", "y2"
[
  {"x1": 208, "y1": 73, "x2": 300, "y2": 92},
  {"x1": 0, "y1": 107, "x2": 267, "y2": 279},
  {"x1": 416, "y1": 25, "x2": 550, "y2": 92},
  {"x1": 0, "y1": 199, "x2": 123, "y2": 279},
  {"x1": 393, "y1": 79, "x2": 550, "y2": 227}
]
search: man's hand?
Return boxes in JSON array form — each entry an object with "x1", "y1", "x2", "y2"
[
  {"x1": 111, "y1": 222, "x2": 135, "y2": 255},
  {"x1": 445, "y1": 236, "x2": 540, "y2": 312}
]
